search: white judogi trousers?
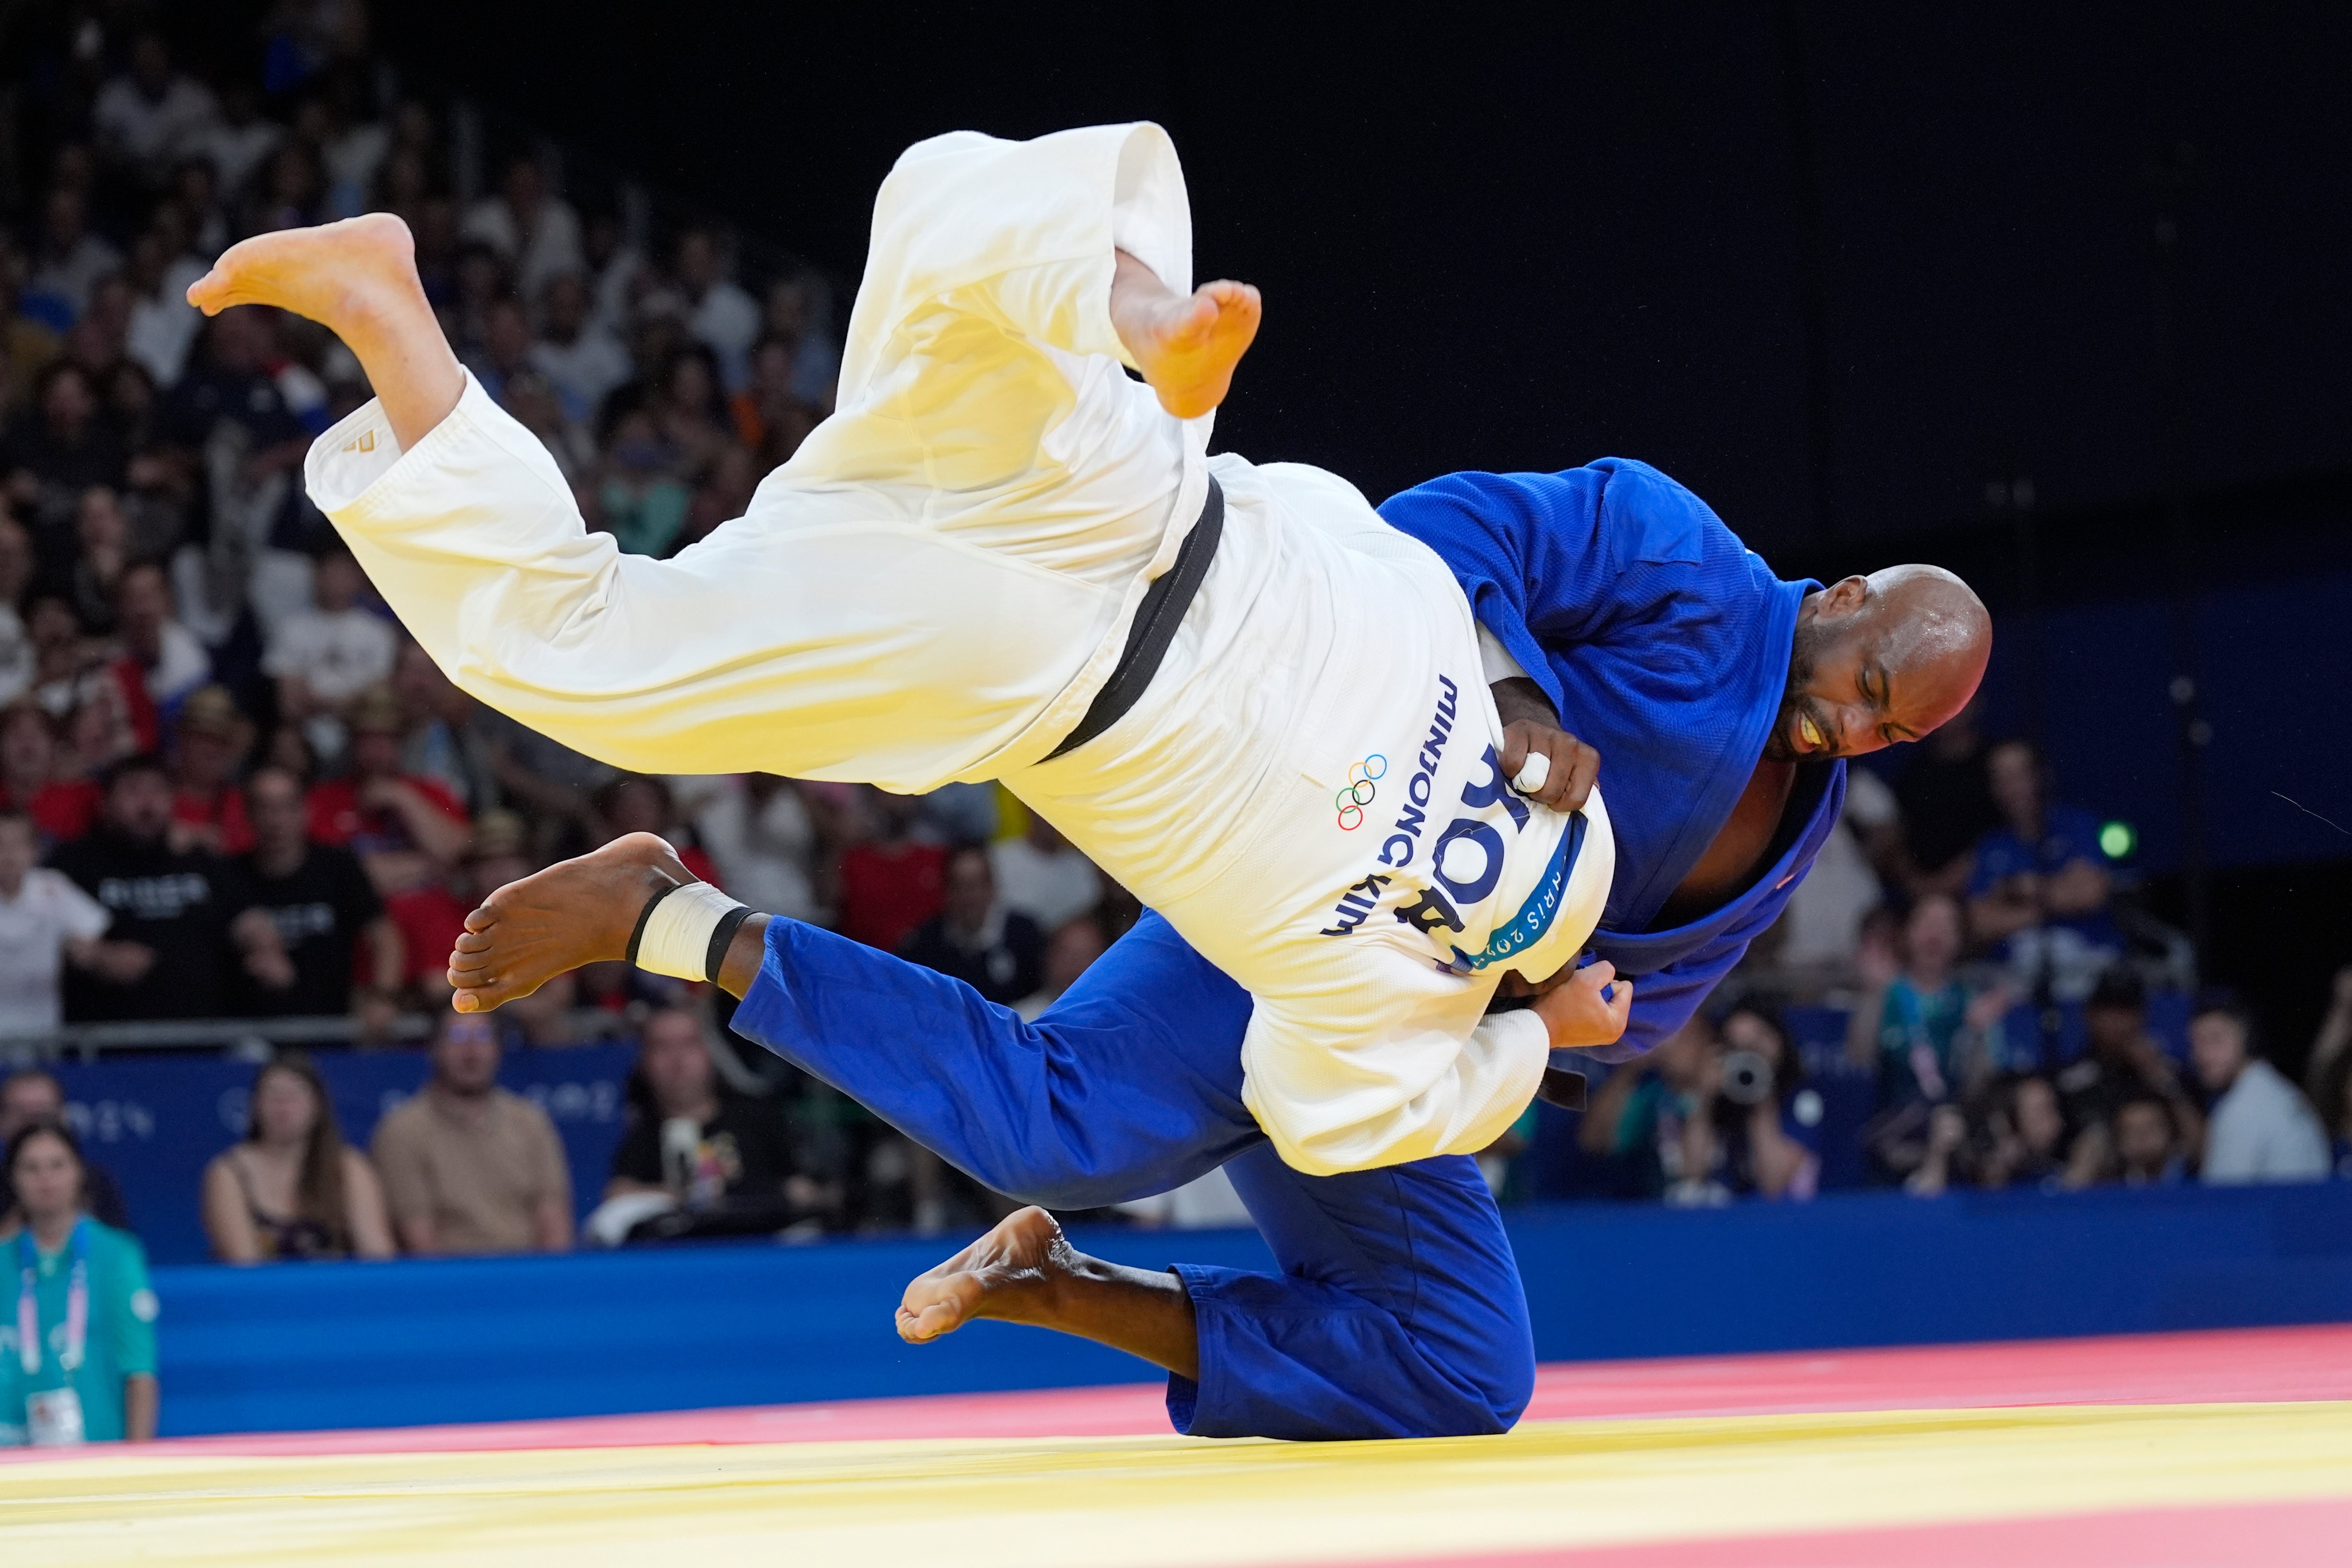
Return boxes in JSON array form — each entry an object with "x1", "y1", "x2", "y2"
[{"x1": 308, "y1": 123, "x2": 1613, "y2": 1176}]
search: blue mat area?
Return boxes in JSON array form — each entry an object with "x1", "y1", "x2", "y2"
[{"x1": 150, "y1": 1181, "x2": 2352, "y2": 1437}]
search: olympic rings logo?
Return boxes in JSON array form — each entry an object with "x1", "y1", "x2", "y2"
[{"x1": 1335, "y1": 754, "x2": 1387, "y2": 830}]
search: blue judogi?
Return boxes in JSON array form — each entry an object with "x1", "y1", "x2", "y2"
[
  {"x1": 1377, "y1": 460, "x2": 1845, "y2": 1062},
  {"x1": 726, "y1": 460, "x2": 1836, "y2": 1442}
]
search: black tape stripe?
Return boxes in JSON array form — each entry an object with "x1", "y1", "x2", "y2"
[{"x1": 704, "y1": 903, "x2": 756, "y2": 985}]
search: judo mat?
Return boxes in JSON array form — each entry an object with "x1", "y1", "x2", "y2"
[{"x1": 4, "y1": 1324, "x2": 2348, "y2": 1566}]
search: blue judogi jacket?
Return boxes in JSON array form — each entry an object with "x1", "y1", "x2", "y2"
[{"x1": 1379, "y1": 459, "x2": 1846, "y2": 1063}]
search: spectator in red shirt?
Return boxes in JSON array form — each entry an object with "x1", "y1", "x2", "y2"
[
  {"x1": 305, "y1": 686, "x2": 470, "y2": 897},
  {"x1": 108, "y1": 561, "x2": 208, "y2": 738},
  {"x1": 836, "y1": 786, "x2": 946, "y2": 954},
  {"x1": 166, "y1": 685, "x2": 252, "y2": 855},
  {"x1": 0, "y1": 701, "x2": 96, "y2": 843}
]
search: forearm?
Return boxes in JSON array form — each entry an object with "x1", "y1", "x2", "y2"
[
  {"x1": 1748, "y1": 1110, "x2": 1806, "y2": 1198},
  {"x1": 534, "y1": 1198, "x2": 574, "y2": 1252},
  {"x1": 388, "y1": 794, "x2": 472, "y2": 863},
  {"x1": 123, "y1": 1374, "x2": 158, "y2": 1441},
  {"x1": 365, "y1": 919, "x2": 404, "y2": 992},
  {"x1": 1968, "y1": 893, "x2": 2037, "y2": 942},
  {"x1": 2312, "y1": 1011, "x2": 2352, "y2": 1099},
  {"x1": 2044, "y1": 863, "x2": 2110, "y2": 917},
  {"x1": 1846, "y1": 987, "x2": 1889, "y2": 1068}
]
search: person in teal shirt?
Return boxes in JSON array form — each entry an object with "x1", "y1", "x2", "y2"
[
  {"x1": 1, "y1": 1120, "x2": 157, "y2": 1445},
  {"x1": 1847, "y1": 894, "x2": 2012, "y2": 1183}
]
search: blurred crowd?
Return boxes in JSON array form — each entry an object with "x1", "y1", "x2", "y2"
[
  {"x1": 1569, "y1": 704, "x2": 2346, "y2": 1205},
  {"x1": 0, "y1": 3, "x2": 1143, "y2": 1247},
  {"x1": 0, "y1": 4, "x2": 864, "y2": 1035}
]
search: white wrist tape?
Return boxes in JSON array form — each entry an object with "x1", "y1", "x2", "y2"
[
  {"x1": 1512, "y1": 752, "x2": 1551, "y2": 796},
  {"x1": 633, "y1": 882, "x2": 749, "y2": 981}
]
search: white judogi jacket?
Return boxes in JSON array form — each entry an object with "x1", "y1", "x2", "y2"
[{"x1": 308, "y1": 123, "x2": 1612, "y2": 1176}]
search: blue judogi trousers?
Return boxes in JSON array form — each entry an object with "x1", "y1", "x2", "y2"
[{"x1": 731, "y1": 911, "x2": 1537, "y2": 1441}]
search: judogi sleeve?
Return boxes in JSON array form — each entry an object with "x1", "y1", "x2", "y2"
[
  {"x1": 1377, "y1": 464, "x2": 1717, "y2": 712},
  {"x1": 1239, "y1": 999, "x2": 1551, "y2": 1178}
]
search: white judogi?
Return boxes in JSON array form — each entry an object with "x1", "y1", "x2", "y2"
[{"x1": 307, "y1": 124, "x2": 1613, "y2": 1176}]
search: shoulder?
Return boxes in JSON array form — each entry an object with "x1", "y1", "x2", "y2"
[
  {"x1": 86, "y1": 1220, "x2": 150, "y2": 1272},
  {"x1": 494, "y1": 1087, "x2": 559, "y2": 1134},
  {"x1": 28, "y1": 866, "x2": 98, "y2": 905},
  {"x1": 2242, "y1": 1060, "x2": 2303, "y2": 1106},
  {"x1": 372, "y1": 1095, "x2": 429, "y2": 1143}
]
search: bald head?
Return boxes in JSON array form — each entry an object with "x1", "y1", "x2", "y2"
[{"x1": 1765, "y1": 564, "x2": 1990, "y2": 762}]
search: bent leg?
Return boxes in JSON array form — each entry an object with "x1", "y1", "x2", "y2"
[
  {"x1": 733, "y1": 909, "x2": 1265, "y2": 1207},
  {"x1": 893, "y1": 1145, "x2": 1538, "y2": 1442},
  {"x1": 251, "y1": 127, "x2": 1249, "y2": 789},
  {"x1": 1172, "y1": 1146, "x2": 1536, "y2": 1440}
]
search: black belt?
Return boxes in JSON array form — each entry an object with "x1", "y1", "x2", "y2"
[
  {"x1": 1044, "y1": 478, "x2": 1225, "y2": 761},
  {"x1": 1538, "y1": 1067, "x2": 1589, "y2": 1112}
]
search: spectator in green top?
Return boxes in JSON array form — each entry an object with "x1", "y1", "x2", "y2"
[
  {"x1": 0, "y1": 1119, "x2": 157, "y2": 1445},
  {"x1": 1847, "y1": 893, "x2": 2012, "y2": 1183}
]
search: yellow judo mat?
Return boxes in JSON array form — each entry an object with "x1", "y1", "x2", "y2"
[{"x1": 4, "y1": 1399, "x2": 2350, "y2": 1567}]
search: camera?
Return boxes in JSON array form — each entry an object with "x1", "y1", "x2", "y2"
[{"x1": 1719, "y1": 1049, "x2": 1775, "y2": 1106}]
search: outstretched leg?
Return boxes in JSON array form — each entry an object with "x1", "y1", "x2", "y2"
[
  {"x1": 188, "y1": 214, "x2": 463, "y2": 452},
  {"x1": 453, "y1": 843, "x2": 1262, "y2": 1204},
  {"x1": 896, "y1": 1206, "x2": 1199, "y2": 1378}
]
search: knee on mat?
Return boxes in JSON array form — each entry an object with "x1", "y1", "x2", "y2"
[{"x1": 1415, "y1": 1310, "x2": 1537, "y2": 1435}]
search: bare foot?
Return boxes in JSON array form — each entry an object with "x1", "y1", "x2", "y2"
[
  {"x1": 446, "y1": 832, "x2": 695, "y2": 1013},
  {"x1": 187, "y1": 213, "x2": 462, "y2": 450},
  {"x1": 189, "y1": 212, "x2": 424, "y2": 328},
  {"x1": 897, "y1": 1206, "x2": 1072, "y2": 1344},
  {"x1": 1110, "y1": 251, "x2": 1261, "y2": 420}
]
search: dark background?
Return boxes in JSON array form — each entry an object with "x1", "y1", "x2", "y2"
[
  {"x1": 199, "y1": 2, "x2": 2352, "y2": 1053},
  {"x1": 363, "y1": 2, "x2": 2352, "y2": 554}
]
